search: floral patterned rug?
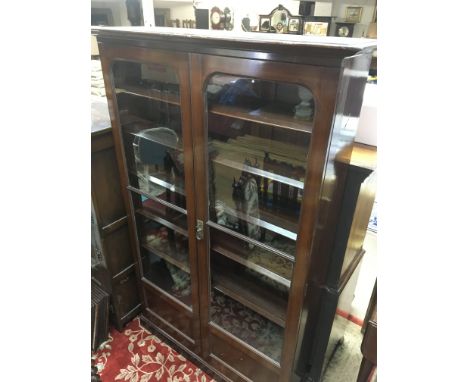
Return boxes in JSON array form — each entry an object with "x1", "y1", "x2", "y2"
[{"x1": 92, "y1": 317, "x2": 216, "y2": 382}]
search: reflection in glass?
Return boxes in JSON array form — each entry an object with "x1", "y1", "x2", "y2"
[
  {"x1": 206, "y1": 74, "x2": 315, "y2": 363},
  {"x1": 211, "y1": 228, "x2": 293, "y2": 288},
  {"x1": 206, "y1": 74, "x2": 314, "y2": 254},
  {"x1": 112, "y1": 61, "x2": 185, "y2": 209},
  {"x1": 210, "y1": 251, "x2": 286, "y2": 363},
  {"x1": 131, "y1": 191, "x2": 191, "y2": 307},
  {"x1": 211, "y1": 290, "x2": 284, "y2": 363},
  {"x1": 141, "y1": 247, "x2": 192, "y2": 307}
]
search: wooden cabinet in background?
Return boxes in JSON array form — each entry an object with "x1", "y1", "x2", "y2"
[
  {"x1": 91, "y1": 96, "x2": 142, "y2": 330},
  {"x1": 94, "y1": 28, "x2": 376, "y2": 381}
]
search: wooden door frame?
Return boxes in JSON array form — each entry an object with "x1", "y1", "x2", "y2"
[
  {"x1": 98, "y1": 44, "x2": 202, "y2": 352},
  {"x1": 189, "y1": 52, "x2": 341, "y2": 380}
]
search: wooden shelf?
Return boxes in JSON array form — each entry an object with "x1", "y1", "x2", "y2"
[
  {"x1": 130, "y1": 170, "x2": 186, "y2": 197},
  {"x1": 212, "y1": 265, "x2": 288, "y2": 327},
  {"x1": 116, "y1": 85, "x2": 180, "y2": 105},
  {"x1": 209, "y1": 104, "x2": 313, "y2": 133},
  {"x1": 136, "y1": 208, "x2": 188, "y2": 237},
  {"x1": 142, "y1": 267, "x2": 192, "y2": 308},
  {"x1": 141, "y1": 241, "x2": 190, "y2": 274},
  {"x1": 148, "y1": 173, "x2": 185, "y2": 196},
  {"x1": 212, "y1": 156, "x2": 304, "y2": 190},
  {"x1": 207, "y1": 221, "x2": 295, "y2": 262},
  {"x1": 211, "y1": 243, "x2": 291, "y2": 288},
  {"x1": 128, "y1": 185, "x2": 187, "y2": 215},
  {"x1": 222, "y1": 204, "x2": 298, "y2": 241}
]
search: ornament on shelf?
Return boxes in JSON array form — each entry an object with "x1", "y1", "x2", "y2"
[{"x1": 294, "y1": 87, "x2": 314, "y2": 120}]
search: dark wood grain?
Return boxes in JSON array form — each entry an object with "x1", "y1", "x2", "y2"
[
  {"x1": 91, "y1": 126, "x2": 141, "y2": 330},
  {"x1": 357, "y1": 320, "x2": 377, "y2": 382},
  {"x1": 96, "y1": 28, "x2": 376, "y2": 381},
  {"x1": 99, "y1": 45, "x2": 203, "y2": 351},
  {"x1": 93, "y1": 26, "x2": 376, "y2": 68}
]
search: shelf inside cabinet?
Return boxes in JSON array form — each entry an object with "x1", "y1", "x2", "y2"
[
  {"x1": 212, "y1": 156, "x2": 304, "y2": 190},
  {"x1": 130, "y1": 170, "x2": 186, "y2": 197},
  {"x1": 136, "y1": 208, "x2": 188, "y2": 237},
  {"x1": 211, "y1": 243, "x2": 291, "y2": 288},
  {"x1": 116, "y1": 85, "x2": 180, "y2": 105},
  {"x1": 147, "y1": 173, "x2": 185, "y2": 196},
  {"x1": 209, "y1": 104, "x2": 312, "y2": 133},
  {"x1": 141, "y1": 242, "x2": 190, "y2": 274},
  {"x1": 142, "y1": 271, "x2": 192, "y2": 308},
  {"x1": 222, "y1": 204, "x2": 297, "y2": 241},
  {"x1": 212, "y1": 265, "x2": 288, "y2": 327},
  {"x1": 128, "y1": 185, "x2": 187, "y2": 215},
  {"x1": 207, "y1": 221, "x2": 295, "y2": 262}
]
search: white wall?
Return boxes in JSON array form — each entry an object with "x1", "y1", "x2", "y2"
[
  {"x1": 330, "y1": 0, "x2": 376, "y2": 37},
  {"x1": 153, "y1": 0, "x2": 195, "y2": 21},
  {"x1": 92, "y1": 0, "x2": 131, "y2": 26}
]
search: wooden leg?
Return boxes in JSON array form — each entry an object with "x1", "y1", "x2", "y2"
[{"x1": 356, "y1": 358, "x2": 374, "y2": 382}]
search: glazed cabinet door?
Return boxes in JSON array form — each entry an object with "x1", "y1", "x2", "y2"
[
  {"x1": 190, "y1": 54, "x2": 340, "y2": 381},
  {"x1": 99, "y1": 46, "x2": 201, "y2": 352}
]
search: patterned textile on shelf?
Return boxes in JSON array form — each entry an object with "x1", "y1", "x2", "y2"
[{"x1": 210, "y1": 290, "x2": 283, "y2": 363}]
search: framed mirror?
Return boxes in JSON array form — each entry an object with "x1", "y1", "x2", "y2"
[{"x1": 258, "y1": 4, "x2": 301, "y2": 34}]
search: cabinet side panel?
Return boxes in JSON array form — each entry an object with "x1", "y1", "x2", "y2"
[
  {"x1": 293, "y1": 50, "x2": 372, "y2": 379},
  {"x1": 91, "y1": 144, "x2": 127, "y2": 226},
  {"x1": 340, "y1": 170, "x2": 376, "y2": 279}
]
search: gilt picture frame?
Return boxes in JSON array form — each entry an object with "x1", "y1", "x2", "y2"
[
  {"x1": 345, "y1": 6, "x2": 363, "y2": 23},
  {"x1": 345, "y1": 7, "x2": 362, "y2": 23},
  {"x1": 303, "y1": 21, "x2": 328, "y2": 36}
]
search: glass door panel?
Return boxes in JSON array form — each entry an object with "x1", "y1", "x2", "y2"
[
  {"x1": 132, "y1": 192, "x2": 192, "y2": 307},
  {"x1": 206, "y1": 74, "x2": 313, "y2": 254},
  {"x1": 206, "y1": 74, "x2": 315, "y2": 363},
  {"x1": 112, "y1": 60, "x2": 192, "y2": 308},
  {"x1": 113, "y1": 61, "x2": 186, "y2": 210}
]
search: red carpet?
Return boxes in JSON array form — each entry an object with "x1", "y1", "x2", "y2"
[{"x1": 93, "y1": 317, "x2": 216, "y2": 382}]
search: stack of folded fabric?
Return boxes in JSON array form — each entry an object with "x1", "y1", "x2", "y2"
[{"x1": 91, "y1": 59, "x2": 106, "y2": 97}]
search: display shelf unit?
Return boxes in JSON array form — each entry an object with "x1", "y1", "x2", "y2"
[{"x1": 95, "y1": 27, "x2": 376, "y2": 382}]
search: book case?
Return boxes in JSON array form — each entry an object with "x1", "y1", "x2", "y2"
[{"x1": 94, "y1": 27, "x2": 376, "y2": 382}]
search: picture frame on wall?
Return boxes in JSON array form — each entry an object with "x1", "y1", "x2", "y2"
[
  {"x1": 345, "y1": 6, "x2": 363, "y2": 23},
  {"x1": 302, "y1": 16, "x2": 332, "y2": 36},
  {"x1": 287, "y1": 17, "x2": 301, "y2": 34},
  {"x1": 303, "y1": 21, "x2": 328, "y2": 36}
]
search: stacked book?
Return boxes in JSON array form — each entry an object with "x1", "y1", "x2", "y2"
[{"x1": 91, "y1": 59, "x2": 106, "y2": 97}]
